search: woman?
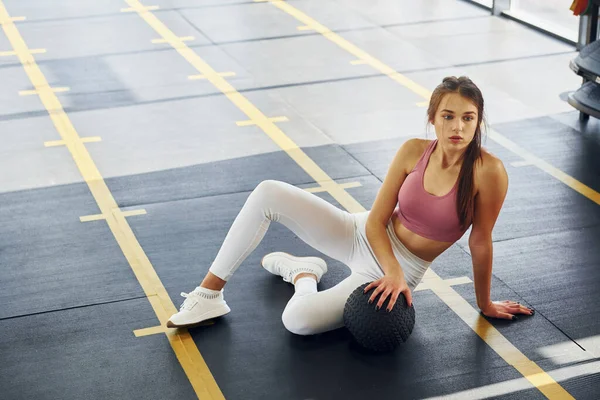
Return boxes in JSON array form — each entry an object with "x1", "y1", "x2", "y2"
[{"x1": 167, "y1": 76, "x2": 535, "y2": 334}]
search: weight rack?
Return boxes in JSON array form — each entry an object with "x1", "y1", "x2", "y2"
[{"x1": 569, "y1": 0, "x2": 600, "y2": 121}]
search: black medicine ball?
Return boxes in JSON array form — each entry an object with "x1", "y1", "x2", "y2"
[{"x1": 343, "y1": 282, "x2": 415, "y2": 352}]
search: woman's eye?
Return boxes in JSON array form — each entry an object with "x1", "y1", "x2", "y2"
[
  {"x1": 443, "y1": 115, "x2": 453, "y2": 120},
  {"x1": 464, "y1": 117, "x2": 474, "y2": 121}
]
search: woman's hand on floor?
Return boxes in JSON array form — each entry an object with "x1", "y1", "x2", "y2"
[
  {"x1": 481, "y1": 300, "x2": 535, "y2": 320},
  {"x1": 363, "y1": 272, "x2": 412, "y2": 311}
]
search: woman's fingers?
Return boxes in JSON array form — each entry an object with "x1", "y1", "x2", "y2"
[
  {"x1": 499, "y1": 312, "x2": 516, "y2": 320},
  {"x1": 364, "y1": 279, "x2": 413, "y2": 311},
  {"x1": 504, "y1": 302, "x2": 535, "y2": 315},
  {"x1": 518, "y1": 305, "x2": 535, "y2": 315},
  {"x1": 387, "y1": 291, "x2": 401, "y2": 312},
  {"x1": 363, "y1": 280, "x2": 379, "y2": 294},
  {"x1": 376, "y1": 289, "x2": 392, "y2": 310},
  {"x1": 368, "y1": 283, "x2": 385, "y2": 304},
  {"x1": 484, "y1": 302, "x2": 534, "y2": 320},
  {"x1": 403, "y1": 288, "x2": 413, "y2": 308}
]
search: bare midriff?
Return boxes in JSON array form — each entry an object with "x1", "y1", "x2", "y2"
[{"x1": 390, "y1": 212, "x2": 454, "y2": 263}]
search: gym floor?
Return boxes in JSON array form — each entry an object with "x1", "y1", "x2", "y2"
[{"x1": 1, "y1": 0, "x2": 599, "y2": 399}]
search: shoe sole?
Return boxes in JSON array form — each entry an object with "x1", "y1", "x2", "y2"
[
  {"x1": 166, "y1": 304, "x2": 231, "y2": 329},
  {"x1": 260, "y1": 251, "x2": 327, "y2": 280}
]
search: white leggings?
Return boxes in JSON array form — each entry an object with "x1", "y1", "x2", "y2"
[{"x1": 209, "y1": 180, "x2": 431, "y2": 335}]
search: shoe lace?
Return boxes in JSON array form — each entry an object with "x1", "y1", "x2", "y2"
[{"x1": 179, "y1": 292, "x2": 200, "y2": 311}]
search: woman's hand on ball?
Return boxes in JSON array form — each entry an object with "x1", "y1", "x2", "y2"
[
  {"x1": 363, "y1": 272, "x2": 412, "y2": 311},
  {"x1": 481, "y1": 300, "x2": 535, "y2": 320}
]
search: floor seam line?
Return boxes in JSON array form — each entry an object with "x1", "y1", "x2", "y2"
[{"x1": 0, "y1": 295, "x2": 150, "y2": 321}]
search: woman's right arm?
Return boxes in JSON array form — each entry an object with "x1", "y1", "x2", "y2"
[{"x1": 364, "y1": 139, "x2": 419, "y2": 308}]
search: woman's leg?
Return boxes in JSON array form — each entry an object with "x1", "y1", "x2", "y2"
[
  {"x1": 207, "y1": 179, "x2": 356, "y2": 282},
  {"x1": 279, "y1": 212, "x2": 390, "y2": 336},
  {"x1": 168, "y1": 179, "x2": 358, "y2": 327},
  {"x1": 281, "y1": 273, "x2": 371, "y2": 335}
]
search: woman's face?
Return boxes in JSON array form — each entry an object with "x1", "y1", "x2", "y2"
[{"x1": 431, "y1": 93, "x2": 479, "y2": 149}]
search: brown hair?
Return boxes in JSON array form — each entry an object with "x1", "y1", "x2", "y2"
[{"x1": 427, "y1": 76, "x2": 485, "y2": 230}]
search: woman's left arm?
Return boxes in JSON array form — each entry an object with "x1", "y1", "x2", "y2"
[{"x1": 469, "y1": 157, "x2": 534, "y2": 320}]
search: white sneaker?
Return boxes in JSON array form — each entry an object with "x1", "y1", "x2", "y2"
[
  {"x1": 166, "y1": 287, "x2": 231, "y2": 328},
  {"x1": 261, "y1": 252, "x2": 327, "y2": 283}
]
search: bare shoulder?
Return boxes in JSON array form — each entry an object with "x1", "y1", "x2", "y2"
[
  {"x1": 396, "y1": 138, "x2": 431, "y2": 173},
  {"x1": 477, "y1": 147, "x2": 506, "y2": 174},
  {"x1": 409, "y1": 138, "x2": 431, "y2": 154},
  {"x1": 474, "y1": 147, "x2": 508, "y2": 194}
]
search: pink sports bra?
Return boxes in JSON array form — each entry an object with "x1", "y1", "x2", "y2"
[{"x1": 396, "y1": 140, "x2": 469, "y2": 242}]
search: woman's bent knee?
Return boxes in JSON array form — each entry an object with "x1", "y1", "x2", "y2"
[
  {"x1": 281, "y1": 301, "x2": 343, "y2": 336},
  {"x1": 250, "y1": 180, "x2": 285, "y2": 205},
  {"x1": 282, "y1": 308, "x2": 311, "y2": 336},
  {"x1": 281, "y1": 305, "x2": 320, "y2": 336},
  {"x1": 255, "y1": 179, "x2": 284, "y2": 196}
]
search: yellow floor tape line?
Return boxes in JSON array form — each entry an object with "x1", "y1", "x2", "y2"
[{"x1": 0, "y1": 3, "x2": 224, "y2": 400}]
